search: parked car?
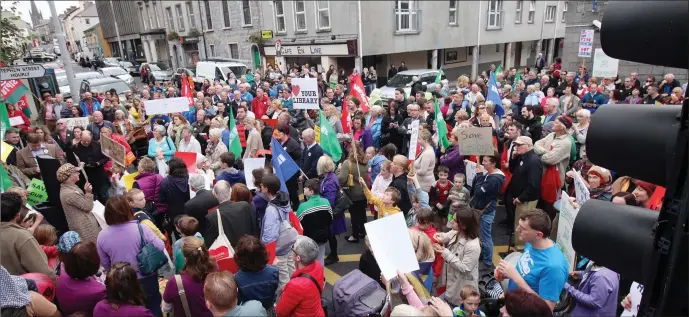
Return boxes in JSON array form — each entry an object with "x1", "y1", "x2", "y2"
[
  {"x1": 195, "y1": 60, "x2": 249, "y2": 84},
  {"x1": 379, "y1": 69, "x2": 443, "y2": 101},
  {"x1": 119, "y1": 61, "x2": 141, "y2": 76},
  {"x1": 79, "y1": 77, "x2": 132, "y2": 99},
  {"x1": 147, "y1": 63, "x2": 173, "y2": 82},
  {"x1": 57, "y1": 71, "x2": 105, "y2": 98},
  {"x1": 103, "y1": 57, "x2": 121, "y2": 67},
  {"x1": 99, "y1": 66, "x2": 134, "y2": 86}
]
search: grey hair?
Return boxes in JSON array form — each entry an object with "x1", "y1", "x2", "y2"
[
  {"x1": 154, "y1": 125, "x2": 166, "y2": 134},
  {"x1": 209, "y1": 128, "x2": 223, "y2": 139},
  {"x1": 370, "y1": 105, "x2": 383, "y2": 116},
  {"x1": 213, "y1": 180, "x2": 232, "y2": 203},
  {"x1": 292, "y1": 236, "x2": 319, "y2": 265},
  {"x1": 301, "y1": 128, "x2": 315, "y2": 139},
  {"x1": 189, "y1": 174, "x2": 206, "y2": 191}
]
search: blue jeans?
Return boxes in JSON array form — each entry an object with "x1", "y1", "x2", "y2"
[{"x1": 479, "y1": 201, "x2": 496, "y2": 267}]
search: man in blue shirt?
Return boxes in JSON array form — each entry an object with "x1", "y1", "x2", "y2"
[
  {"x1": 580, "y1": 83, "x2": 607, "y2": 114},
  {"x1": 496, "y1": 208, "x2": 569, "y2": 311}
]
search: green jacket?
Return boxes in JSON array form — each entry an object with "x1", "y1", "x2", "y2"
[
  {"x1": 296, "y1": 195, "x2": 332, "y2": 220},
  {"x1": 296, "y1": 195, "x2": 333, "y2": 244}
]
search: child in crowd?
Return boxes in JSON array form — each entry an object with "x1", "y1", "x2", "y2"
[
  {"x1": 406, "y1": 172, "x2": 430, "y2": 227},
  {"x1": 358, "y1": 177, "x2": 401, "y2": 218},
  {"x1": 413, "y1": 208, "x2": 443, "y2": 281},
  {"x1": 126, "y1": 189, "x2": 166, "y2": 242},
  {"x1": 453, "y1": 285, "x2": 486, "y2": 317},
  {"x1": 370, "y1": 160, "x2": 393, "y2": 220},
  {"x1": 441, "y1": 174, "x2": 472, "y2": 223},
  {"x1": 34, "y1": 224, "x2": 59, "y2": 269},
  {"x1": 173, "y1": 216, "x2": 204, "y2": 273},
  {"x1": 430, "y1": 166, "x2": 454, "y2": 212},
  {"x1": 215, "y1": 152, "x2": 246, "y2": 185}
]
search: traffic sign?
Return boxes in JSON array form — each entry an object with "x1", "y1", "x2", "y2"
[
  {"x1": 0, "y1": 65, "x2": 46, "y2": 81},
  {"x1": 275, "y1": 40, "x2": 282, "y2": 57}
]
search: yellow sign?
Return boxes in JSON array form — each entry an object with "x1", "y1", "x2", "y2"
[
  {"x1": 1, "y1": 141, "x2": 13, "y2": 162},
  {"x1": 122, "y1": 171, "x2": 140, "y2": 190},
  {"x1": 261, "y1": 30, "x2": 274, "y2": 39}
]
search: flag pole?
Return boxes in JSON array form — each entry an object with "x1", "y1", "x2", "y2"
[{"x1": 351, "y1": 141, "x2": 362, "y2": 180}]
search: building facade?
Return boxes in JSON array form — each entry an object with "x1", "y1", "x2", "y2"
[
  {"x1": 71, "y1": 3, "x2": 99, "y2": 54},
  {"x1": 83, "y1": 23, "x2": 112, "y2": 57},
  {"x1": 94, "y1": 0, "x2": 145, "y2": 60},
  {"x1": 136, "y1": 0, "x2": 172, "y2": 68},
  {"x1": 561, "y1": 0, "x2": 686, "y2": 83}
]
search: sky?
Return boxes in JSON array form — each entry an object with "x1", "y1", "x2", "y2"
[{"x1": 2, "y1": 0, "x2": 79, "y2": 26}]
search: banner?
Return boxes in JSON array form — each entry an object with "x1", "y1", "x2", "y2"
[
  {"x1": 144, "y1": 97, "x2": 190, "y2": 115},
  {"x1": 291, "y1": 78, "x2": 319, "y2": 109},
  {"x1": 181, "y1": 73, "x2": 194, "y2": 106},
  {"x1": 592, "y1": 48, "x2": 619, "y2": 78},
  {"x1": 0, "y1": 79, "x2": 29, "y2": 105},
  {"x1": 62, "y1": 117, "x2": 91, "y2": 131},
  {"x1": 457, "y1": 127, "x2": 494, "y2": 155},
  {"x1": 348, "y1": 73, "x2": 370, "y2": 113},
  {"x1": 27, "y1": 178, "x2": 48, "y2": 206},
  {"x1": 572, "y1": 169, "x2": 590, "y2": 206},
  {"x1": 578, "y1": 29, "x2": 594, "y2": 58},
  {"x1": 556, "y1": 191, "x2": 579, "y2": 271},
  {"x1": 100, "y1": 135, "x2": 126, "y2": 167},
  {"x1": 407, "y1": 120, "x2": 420, "y2": 160}
]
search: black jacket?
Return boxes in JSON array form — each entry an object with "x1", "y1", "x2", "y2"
[
  {"x1": 281, "y1": 136, "x2": 302, "y2": 163},
  {"x1": 184, "y1": 189, "x2": 219, "y2": 237},
  {"x1": 390, "y1": 173, "x2": 412, "y2": 216},
  {"x1": 515, "y1": 115, "x2": 543, "y2": 143},
  {"x1": 300, "y1": 143, "x2": 324, "y2": 179},
  {"x1": 158, "y1": 175, "x2": 191, "y2": 221},
  {"x1": 555, "y1": 80, "x2": 578, "y2": 97},
  {"x1": 73, "y1": 141, "x2": 109, "y2": 188},
  {"x1": 205, "y1": 200, "x2": 259, "y2": 248},
  {"x1": 506, "y1": 150, "x2": 542, "y2": 202}
]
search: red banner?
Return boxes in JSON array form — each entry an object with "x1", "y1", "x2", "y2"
[
  {"x1": 181, "y1": 73, "x2": 194, "y2": 106},
  {"x1": 348, "y1": 73, "x2": 370, "y2": 113},
  {"x1": 341, "y1": 100, "x2": 352, "y2": 134}
]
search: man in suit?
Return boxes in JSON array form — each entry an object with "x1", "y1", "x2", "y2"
[
  {"x1": 300, "y1": 128, "x2": 323, "y2": 181},
  {"x1": 205, "y1": 180, "x2": 259, "y2": 248},
  {"x1": 16, "y1": 133, "x2": 65, "y2": 179},
  {"x1": 185, "y1": 174, "x2": 219, "y2": 238}
]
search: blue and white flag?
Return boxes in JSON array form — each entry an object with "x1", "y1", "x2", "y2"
[
  {"x1": 270, "y1": 137, "x2": 300, "y2": 192},
  {"x1": 487, "y1": 72, "x2": 505, "y2": 118}
]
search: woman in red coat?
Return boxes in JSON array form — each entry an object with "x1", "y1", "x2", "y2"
[
  {"x1": 6, "y1": 103, "x2": 31, "y2": 132},
  {"x1": 275, "y1": 236, "x2": 325, "y2": 317}
]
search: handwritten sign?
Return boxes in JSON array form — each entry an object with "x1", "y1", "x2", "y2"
[
  {"x1": 407, "y1": 120, "x2": 420, "y2": 160},
  {"x1": 556, "y1": 191, "x2": 579, "y2": 271},
  {"x1": 465, "y1": 160, "x2": 477, "y2": 188},
  {"x1": 144, "y1": 97, "x2": 190, "y2": 115},
  {"x1": 27, "y1": 178, "x2": 48, "y2": 206},
  {"x1": 572, "y1": 169, "x2": 590, "y2": 206},
  {"x1": 63, "y1": 117, "x2": 91, "y2": 131},
  {"x1": 621, "y1": 282, "x2": 644, "y2": 317},
  {"x1": 100, "y1": 135, "x2": 126, "y2": 167},
  {"x1": 457, "y1": 127, "x2": 494, "y2": 155},
  {"x1": 578, "y1": 29, "x2": 594, "y2": 58},
  {"x1": 8, "y1": 116, "x2": 24, "y2": 126},
  {"x1": 291, "y1": 78, "x2": 319, "y2": 109},
  {"x1": 592, "y1": 48, "x2": 619, "y2": 78}
]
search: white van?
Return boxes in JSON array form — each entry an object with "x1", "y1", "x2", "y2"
[{"x1": 194, "y1": 60, "x2": 249, "y2": 83}]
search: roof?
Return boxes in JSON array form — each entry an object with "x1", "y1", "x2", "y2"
[
  {"x1": 396, "y1": 69, "x2": 438, "y2": 75},
  {"x1": 85, "y1": 77, "x2": 125, "y2": 86},
  {"x1": 75, "y1": 3, "x2": 98, "y2": 17},
  {"x1": 83, "y1": 22, "x2": 100, "y2": 33}
]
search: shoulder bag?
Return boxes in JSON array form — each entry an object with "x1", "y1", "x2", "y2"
[
  {"x1": 274, "y1": 204, "x2": 298, "y2": 252},
  {"x1": 298, "y1": 273, "x2": 328, "y2": 315},
  {"x1": 175, "y1": 274, "x2": 192, "y2": 317},
  {"x1": 208, "y1": 208, "x2": 236, "y2": 272},
  {"x1": 136, "y1": 223, "x2": 168, "y2": 276},
  {"x1": 333, "y1": 182, "x2": 353, "y2": 217}
]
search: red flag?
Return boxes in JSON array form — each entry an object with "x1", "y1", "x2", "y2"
[
  {"x1": 341, "y1": 101, "x2": 352, "y2": 134},
  {"x1": 181, "y1": 73, "x2": 194, "y2": 106},
  {"x1": 348, "y1": 73, "x2": 370, "y2": 113}
]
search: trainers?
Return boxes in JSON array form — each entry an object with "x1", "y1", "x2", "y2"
[
  {"x1": 324, "y1": 256, "x2": 339, "y2": 266},
  {"x1": 345, "y1": 235, "x2": 360, "y2": 243}
]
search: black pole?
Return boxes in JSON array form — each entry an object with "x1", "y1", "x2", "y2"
[{"x1": 197, "y1": 0, "x2": 209, "y2": 60}]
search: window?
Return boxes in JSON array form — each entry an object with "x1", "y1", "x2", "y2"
[
  {"x1": 273, "y1": 1, "x2": 286, "y2": 33},
  {"x1": 140, "y1": 8, "x2": 147, "y2": 30},
  {"x1": 222, "y1": 1, "x2": 231, "y2": 28},
  {"x1": 527, "y1": 0, "x2": 535, "y2": 23},
  {"x1": 176, "y1": 4, "x2": 185, "y2": 31},
  {"x1": 395, "y1": 0, "x2": 419, "y2": 33},
  {"x1": 203, "y1": 0, "x2": 212, "y2": 29},
  {"x1": 241, "y1": 0, "x2": 252, "y2": 26},
  {"x1": 545, "y1": 5, "x2": 556, "y2": 22},
  {"x1": 166, "y1": 7, "x2": 174, "y2": 31},
  {"x1": 154, "y1": 1, "x2": 161, "y2": 28},
  {"x1": 228, "y1": 43, "x2": 239, "y2": 59},
  {"x1": 562, "y1": 1, "x2": 568, "y2": 22},
  {"x1": 316, "y1": 1, "x2": 330, "y2": 29},
  {"x1": 496, "y1": 44, "x2": 500, "y2": 52},
  {"x1": 186, "y1": 2, "x2": 196, "y2": 29},
  {"x1": 209, "y1": 44, "x2": 215, "y2": 57},
  {"x1": 487, "y1": 0, "x2": 503, "y2": 29},
  {"x1": 294, "y1": 0, "x2": 307, "y2": 32},
  {"x1": 85, "y1": 18, "x2": 90, "y2": 24},
  {"x1": 515, "y1": 0, "x2": 522, "y2": 23},
  {"x1": 147, "y1": 5, "x2": 154, "y2": 30},
  {"x1": 449, "y1": 0, "x2": 457, "y2": 25}
]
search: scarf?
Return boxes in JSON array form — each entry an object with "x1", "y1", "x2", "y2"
[
  {"x1": 589, "y1": 183, "x2": 612, "y2": 200},
  {"x1": 0, "y1": 266, "x2": 31, "y2": 309}
]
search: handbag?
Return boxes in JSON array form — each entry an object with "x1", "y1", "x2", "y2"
[
  {"x1": 345, "y1": 161, "x2": 355, "y2": 187},
  {"x1": 174, "y1": 274, "x2": 192, "y2": 317},
  {"x1": 274, "y1": 204, "x2": 298, "y2": 252},
  {"x1": 333, "y1": 185, "x2": 352, "y2": 217},
  {"x1": 541, "y1": 165, "x2": 561, "y2": 204},
  {"x1": 208, "y1": 209, "x2": 237, "y2": 272},
  {"x1": 136, "y1": 223, "x2": 168, "y2": 276}
]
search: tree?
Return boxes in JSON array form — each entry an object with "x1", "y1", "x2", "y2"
[{"x1": 0, "y1": 1, "x2": 26, "y2": 64}]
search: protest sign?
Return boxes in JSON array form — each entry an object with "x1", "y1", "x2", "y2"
[
  {"x1": 364, "y1": 213, "x2": 420, "y2": 280},
  {"x1": 1, "y1": 141, "x2": 13, "y2": 162},
  {"x1": 144, "y1": 97, "x2": 190, "y2": 115},
  {"x1": 27, "y1": 178, "x2": 48, "y2": 206},
  {"x1": 174, "y1": 152, "x2": 198, "y2": 174},
  {"x1": 100, "y1": 135, "x2": 126, "y2": 167},
  {"x1": 407, "y1": 120, "x2": 420, "y2": 160},
  {"x1": 91, "y1": 201, "x2": 108, "y2": 230},
  {"x1": 556, "y1": 191, "x2": 579, "y2": 271},
  {"x1": 457, "y1": 127, "x2": 494, "y2": 155},
  {"x1": 122, "y1": 171, "x2": 139, "y2": 190},
  {"x1": 9, "y1": 116, "x2": 24, "y2": 126},
  {"x1": 291, "y1": 78, "x2": 319, "y2": 109},
  {"x1": 621, "y1": 282, "x2": 644, "y2": 316},
  {"x1": 578, "y1": 29, "x2": 594, "y2": 58},
  {"x1": 244, "y1": 158, "x2": 266, "y2": 190},
  {"x1": 592, "y1": 48, "x2": 619, "y2": 78},
  {"x1": 572, "y1": 169, "x2": 590, "y2": 206},
  {"x1": 63, "y1": 117, "x2": 91, "y2": 131},
  {"x1": 464, "y1": 160, "x2": 477, "y2": 187}
]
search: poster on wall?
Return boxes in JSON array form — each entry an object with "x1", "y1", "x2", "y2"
[{"x1": 291, "y1": 78, "x2": 319, "y2": 109}]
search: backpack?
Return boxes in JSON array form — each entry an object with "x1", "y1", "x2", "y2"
[{"x1": 332, "y1": 270, "x2": 386, "y2": 317}]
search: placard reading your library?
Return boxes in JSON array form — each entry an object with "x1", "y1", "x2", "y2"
[{"x1": 291, "y1": 78, "x2": 319, "y2": 109}]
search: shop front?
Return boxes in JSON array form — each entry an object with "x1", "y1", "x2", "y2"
[
  {"x1": 263, "y1": 42, "x2": 356, "y2": 74},
  {"x1": 180, "y1": 36, "x2": 201, "y2": 68}
]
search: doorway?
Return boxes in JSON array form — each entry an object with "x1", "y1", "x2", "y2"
[
  {"x1": 251, "y1": 45, "x2": 261, "y2": 71},
  {"x1": 514, "y1": 42, "x2": 522, "y2": 68}
]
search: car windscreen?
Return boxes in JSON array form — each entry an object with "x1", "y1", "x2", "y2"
[
  {"x1": 222, "y1": 66, "x2": 247, "y2": 78},
  {"x1": 57, "y1": 76, "x2": 68, "y2": 87},
  {"x1": 90, "y1": 81, "x2": 130, "y2": 94},
  {"x1": 104, "y1": 58, "x2": 118, "y2": 63},
  {"x1": 386, "y1": 74, "x2": 416, "y2": 88},
  {"x1": 102, "y1": 68, "x2": 127, "y2": 76},
  {"x1": 120, "y1": 62, "x2": 133, "y2": 68},
  {"x1": 149, "y1": 64, "x2": 164, "y2": 71}
]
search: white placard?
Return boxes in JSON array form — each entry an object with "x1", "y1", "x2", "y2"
[
  {"x1": 464, "y1": 160, "x2": 477, "y2": 188},
  {"x1": 556, "y1": 191, "x2": 579, "y2": 271},
  {"x1": 592, "y1": 48, "x2": 619, "y2": 78},
  {"x1": 407, "y1": 120, "x2": 420, "y2": 160},
  {"x1": 144, "y1": 97, "x2": 190, "y2": 115},
  {"x1": 8, "y1": 116, "x2": 24, "y2": 126},
  {"x1": 364, "y1": 212, "x2": 420, "y2": 280},
  {"x1": 621, "y1": 282, "x2": 644, "y2": 316},
  {"x1": 291, "y1": 78, "x2": 319, "y2": 109},
  {"x1": 0, "y1": 65, "x2": 46, "y2": 80},
  {"x1": 457, "y1": 127, "x2": 494, "y2": 156},
  {"x1": 91, "y1": 201, "x2": 108, "y2": 230},
  {"x1": 243, "y1": 158, "x2": 266, "y2": 190},
  {"x1": 63, "y1": 117, "x2": 91, "y2": 131},
  {"x1": 572, "y1": 169, "x2": 590, "y2": 206},
  {"x1": 578, "y1": 29, "x2": 594, "y2": 58}
]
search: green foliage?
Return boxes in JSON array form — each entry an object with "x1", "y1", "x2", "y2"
[{"x1": 0, "y1": 1, "x2": 24, "y2": 64}]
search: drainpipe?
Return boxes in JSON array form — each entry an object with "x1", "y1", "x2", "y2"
[{"x1": 197, "y1": 0, "x2": 209, "y2": 60}]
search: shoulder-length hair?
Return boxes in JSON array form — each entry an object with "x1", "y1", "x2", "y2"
[
  {"x1": 181, "y1": 237, "x2": 217, "y2": 282},
  {"x1": 104, "y1": 262, "x2": 146, "y2": 309},
  {"x1": 347, "y1": 140, "x2": 368, "y2": 166}
]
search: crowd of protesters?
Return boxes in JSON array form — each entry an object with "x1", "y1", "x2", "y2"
[{"x1": 0, "y1": 54, "x2": 673, "y2": 317}]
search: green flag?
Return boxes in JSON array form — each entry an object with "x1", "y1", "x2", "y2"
[
  {"x1": 0, "y1": 163, "x2": 12, "y2": 192},
  {"x1": 0, "y1": 101, "x2": 11, "y2": 140},
  {"x1": 227, "y1": 106, "x2": 242, "y2": 158},
  {"x1": 435, "y1": 100, "x2": 450, "y2": 150},
  {"x1": 512, "y1": 72, "x2": 522, "y2": 89},
  {"x1": 495, "y1": 64, "x2": 503, "y2": 75},
  {"x1": 434, "y1": 68, "x2": 444, "y2": 84},
  {"x1": 318, "y1": 110, "x2": 342, "y2": 162}
]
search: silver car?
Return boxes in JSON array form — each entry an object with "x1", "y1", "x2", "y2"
[
  {"x1": 99, "y1": 67, "x2": 134, "y2": 86},
  {"x1": 148, "y1": 63, "x2": 173, "y2": 82}
]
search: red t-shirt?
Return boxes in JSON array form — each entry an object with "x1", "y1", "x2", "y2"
[
  {"x1": 434, "y1": 181, "x2": 453, "y2": 205},
  {"x1": 251, "y1": 95, "x2": 270, "y2": 119}
]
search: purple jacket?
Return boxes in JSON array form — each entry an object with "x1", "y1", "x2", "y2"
[
  {"x1": 96, "y1": 220, "x2": 165, "y2": 278},
  {"x1": 357, "y1": 129, "x2": 374, "y2": 152},
  {"x1": 133, "y1": 172, "x2": 164, "y2": 210},
  {"x1": 320, "y1": 172, "x2": 339, "y2": 207},
  {"x1": 439, "y1": 145, "x2": 465, "y2": 180},
  {"x1": 564, "y1": 267, "x2": 619, "y2": 317}
]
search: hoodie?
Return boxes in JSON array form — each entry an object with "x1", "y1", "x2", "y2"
[
  {"x1": 261, "y1": 192, "x2": 292, "y2": 256},
  {"x1": 158, "y1": 175, "x2": 191, "y2": 220},
  {"x1": 470, "y1": 169, "x2": 506, "y2": 210},
  {"x1": 215, "y1": 168, "x2": 246, "y2": 186}
]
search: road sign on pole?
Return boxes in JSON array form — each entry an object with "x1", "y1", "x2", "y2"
[
  {"x1": 275, "y1": 40, "x2": 282, "y2": 57},
  {"x1": 0, "y1": 65, "x2": 46, "y2": 81}
]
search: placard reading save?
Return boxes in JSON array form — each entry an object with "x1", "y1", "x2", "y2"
[
  {"x1": 457, "y1": 127, "x2": 494, "y2": 155},
  {"x1": 291, "y1": 78, "x2": 319, "y2": 109}
]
